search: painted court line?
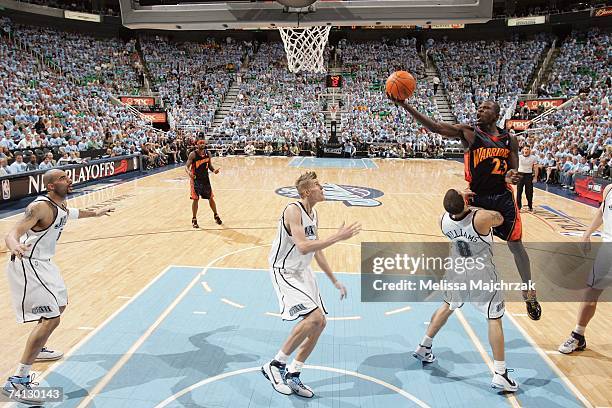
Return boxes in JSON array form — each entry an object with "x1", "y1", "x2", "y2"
[
  {"x1": 328, "y1": 316, "x2": 361, "y2": 321},
  {"x1": 221, "y1": 298, "x2": 245, "y2": 309},
  {"x1": 265, "y1": 312, "x2": 281, "y2": 317},
  {"x1": 201, "y1": 282, "x2": 212, "y2": 292},
  {"x1": 385, "y1": 306, "x2": 412, "y2": 315},
  {"x1": 153, "y1": 365, "x2": 431, "y2": 408},
  {"x1": 193, "y1": 311, "x2": 208, "y2": 315},
  {"x1": 75, "y1": 267, "x2": 206, "y2": 408},
  {"x1": 25, "y1": 265, "x2": 178, "y2": 385},
  {"x1": 455, "y1": 310, "x2": 522, "y2": 408}
]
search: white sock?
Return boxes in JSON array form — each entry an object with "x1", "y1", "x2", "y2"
[
  {"x1": 274, "y1": 350, "x2": 289, "y2": 364},
  {"x1": 14, "y1": 363, "x2": 31, "y2": 378},
  {"x1": 287, "y1": 359, "x2": 304, "y2": 373},
  {"x1": 420, "y1": 335, "x2": 433, "y2": 348},
  {"x1": 574, "y1": 325, "x2": 586, "y2": 336},
  {"x1": 493, "y1": 360, "x2": 506, "y2": 375}
]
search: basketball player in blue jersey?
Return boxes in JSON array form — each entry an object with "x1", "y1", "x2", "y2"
[
  {"x1": 3, "y1": 169, "x2": 113, "y2": 405},
  {"x1": 262, "y1": 171, "x2": 361, "y2": 398},
  {"x1": 388, "y1": 95, "x2": 541, "y2": 320},
  {"x1": 558, "y1": 183, "x2": 612, "y2": 354},
  {"x1": 413, "y1": 188, "x2": 518, "y2": 392},
  {"x1": 185, "y1": 140, "x2": 221, "y2": 228}
]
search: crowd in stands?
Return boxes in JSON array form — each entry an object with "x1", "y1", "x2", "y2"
[
  {"x1": 521, "y1": 29, "x2": 611, "y2": 191},
  {"x1": 141, "y1": 37, "x2": 248, "y2": 132},
  {"x1": 337, "y1": 38, "x2": 445, "y2": 155},
  {"x1": 212, "y1": 42, "x2": 327, "y2": 146},
  {"x1": 0, "y1": 14, "x2": 609, "y2": 205},
  {"x1": 0, "y1": 16, "x2": 176, "y2": 177},
  {"x1": 13, "y1": 24, "x2": 142, "y2": 94},
  {"x1": 431, "y1": 36, "x2": 548, "y2": 124}
]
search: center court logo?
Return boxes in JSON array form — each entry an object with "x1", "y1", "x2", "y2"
[{"x1": 275, "y1": 183, "x2": 383, "y2": 207}]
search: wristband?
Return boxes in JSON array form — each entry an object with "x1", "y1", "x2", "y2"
[{"x1": 68, "y1": 208, "x2": 80, "y2": 220}]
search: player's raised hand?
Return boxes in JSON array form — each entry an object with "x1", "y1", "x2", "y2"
[
  {"x1": 334, "y1": 280, "x2": 347, "y2": 300},
  {"x1": 336, "y1": 221, "x2": 361, "y2": 241},
  {"x1": 505, "y1": 169, "x2": 521, "y2": 185},
  {"x1": 10, "y1": 243, "x2": 30, "y2": 259},
  {"x1": 386, "y1": 92, "x2": 408, "y2": 108}
]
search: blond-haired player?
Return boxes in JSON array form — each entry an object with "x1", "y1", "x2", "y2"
[{"x1": 262, "y1": 171, "x2": 361, "y2": 398}]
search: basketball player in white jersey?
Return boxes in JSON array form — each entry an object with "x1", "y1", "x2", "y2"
[
  {"x1": 559, "y1": 183, "x2": 612, "y2": 354},
  {"x1": 262, "y1": 171, "x2": 361, "y2": 398},
  {"x1": 413, "y1": 188, "x2": 518, "y2": 392},
  {"x1": 2, "y1": 169, "x2": 113, "y2": 405}
]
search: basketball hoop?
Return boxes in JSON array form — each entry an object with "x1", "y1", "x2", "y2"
[{"x1": 278, "y1": 25, "x2": 331, "y2": 73}]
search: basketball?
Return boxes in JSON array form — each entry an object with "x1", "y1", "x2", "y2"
[{"x1": 385, "y1": 71, "x2": 416, "y2": 101}]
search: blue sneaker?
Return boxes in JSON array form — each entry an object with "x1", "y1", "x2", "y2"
[
  {"x1": 2, "y1": 374, "x2": 43, "y2": 405},
  {"x1": 284, "y1": 371, "x2": 314, "y2": 398}
]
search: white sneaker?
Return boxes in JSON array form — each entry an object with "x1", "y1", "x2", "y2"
[
  {"x1": 413, "y1": 344, "x2": 436, "y2": 363},
  {"x1": 36, "y1": 347, "x2": 64, "y2": 362},
  {"x1": 285, "y1": 371, "x2": 314, "y2": 398},
  {"x1": 2, "y1": 374, "x2": 43, "y2": 405},
  {"x1": 558, "y1": 332, "x2": 586, "y2": 354},
  {"x1": 261, "y1": 361, "x2": 292, "y2": 395},
  {"x1": 491, "y1": 369, "x2": 519, "y2": 392}
]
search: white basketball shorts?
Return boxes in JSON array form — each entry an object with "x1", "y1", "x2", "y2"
[
  {"x1": 269, "y1": 266, "x2": 327, "y2": 321},
  {"x1": 6, "y1": 257, "x2": 67, "y2": 323}
]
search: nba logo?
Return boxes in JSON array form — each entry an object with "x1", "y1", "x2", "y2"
[{"x1": 1, "y1": 179, "x2": 10, "y2": 200}]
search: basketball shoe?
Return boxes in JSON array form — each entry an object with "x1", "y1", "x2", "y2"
[
  {"x1": 261, "y1": 360, "x2": 292, "y2": 395},
  {"x1": 285, "y1": 371, "x2": 314, "y2": 398},
  {"x1": 491, "y1": 369, "x2": 519, "y2": 392},
  {"x1": 558, "y1": 332, "x2": 586, "y2": 354}
]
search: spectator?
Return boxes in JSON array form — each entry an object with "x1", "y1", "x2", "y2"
[
  {"x1": 38, "y1": 155, "x2": 54, "y2": 170},
  {"x1": 26, "y1": 155, "x2": 39, "y2": 172},
  {"x1": 8, "y1": 154, "x2": 27, "y2": 174},
  {"x1": 0, "y1": 157, "x2": 8, "y2": 176}
]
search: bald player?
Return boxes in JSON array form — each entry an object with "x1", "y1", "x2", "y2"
[{"x1": 2, "y1": 169, "x2": 113, "y2": 405}]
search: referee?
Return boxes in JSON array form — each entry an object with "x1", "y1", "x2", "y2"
[{"x1": 517, "y1": 145, "x2": 538, "y2": 212}]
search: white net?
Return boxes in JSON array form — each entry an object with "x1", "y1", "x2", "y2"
[{"x1": 278, "y1": 25, "x2": 331, "y2": 73}]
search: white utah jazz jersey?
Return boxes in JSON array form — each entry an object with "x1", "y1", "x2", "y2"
[
  {"x1": 20, "y1": 195, "x2": 70, "y2": 260},
  {"x1": 441, "y1": 210, "x2": 493, "y2": 259},
  {"x1": 602, "y1": 188, "x2": 612, "y2": 242},
  {"x1": 269, "y1": 202, "x2": 318, "y2": 272}
]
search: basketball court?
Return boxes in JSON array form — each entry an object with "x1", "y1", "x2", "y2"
[{"x1": 1, "y1": 157, "x2": 609, "y2": 407}]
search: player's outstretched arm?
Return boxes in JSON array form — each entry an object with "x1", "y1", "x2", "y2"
[
  {"x1": 285, "y1": 205, "x2": 361, "y2": 255},
  {"x1": 387, "y1": 95, "x2": 475, "y2": 144},
  {"x1": 75, "y1": 207, "x2": 115, "y2": 218},
  {"x1": 4, "y1": 202, "x2": 45, "y2": 259},
  {"x1": 473, "y1": 209, "x2": 504, "y2": 236}
]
